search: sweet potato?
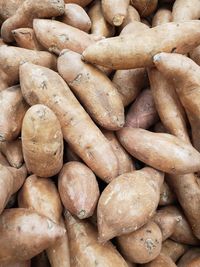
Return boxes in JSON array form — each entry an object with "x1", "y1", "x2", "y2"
[
  {"x1": 0, "y1": 46, "x2": 56, "y2": 86},
  {"x1": 154, "y1": 52, "x2": 200, "y2": 152},
  {"x1": 58, "y1": 162, "x2": 100, "y2": 219},
  {"x1": 102, "y1": 0, "x2": 130, "y2": 26},
  {"x1": 58, "y1": 49, "x2": 124, "y2": 130},
  {"x1": 172, "y1": 0, "x2": 200, "y2": 22},
  {"x1": 0, "y1": 69, "x2": 9, "y2": 92},
  {"x1": 97, "y1": 167, "x2": 164, "y2": 242},
  {"x1": 103, "y1": 130, "x2": 134, "y2": 175},
  {"x1": 1, "y1": 0, "x2": 65, "y2": 43},
  {"x1": 82, "y1": 20, "x2": 200, "y2": 69},
  {"x1": 131, "y1": 0, "x2": 158, "y2": 17},
  {"x1": 159, "y1": 182, "x2": 176, "y2": 206},
  {"x1": 125, "y1": 88, "x2": 159, "y2": 129},
  {"x1": 33, "y1": 19, "x2": 97, "y2": 55},
  {"x1": 64, "y1": 211, "x2": 128, "y2": 267},
  {"x1": 20, "y1": 62, "x2": 119, "y2": 182},
  {"x1": 152, "y1": 8, "x2": 172, "y2": 27},
  {"x1": 88, "y1": 0, "x2": 115, "y2": 37},
  {"x1": 119, "y1": 5, "x2": 140, "y2": 31},
  {"x1": 178, "y1": 248, "x2": 200, "y2": 267},
  {"x1": 12, "y1": 28, "x2": 44, "y2": 50},
  {"x1": 0, "y1": 0, "x2": 25, "y2": 23},
  {"x1": 148, "y1": 68, "x2": 190, "y2": 143},
  {"x1": 118, "y1": 221, "x2": 162, "y2": 264},
  {"x1": 59, "y1": 4, "x2": 91, "y2": 32},
  {"x1": 22, "y1": 104, "x2": 63, "y2": 177},
  {"x1": 1, "y1": 261, "x2": 31, "y2": 267},
  {"x1": 142, "y1": 253, "x2": 177, "y2": 267},
  {"x1": 0, "y1": 85, "x2": 28, "y2": 142},
  {"x1": 0, "y1": 208, "x2": 65, "y2": 264},
  {"x1": 161, "y1": 239, "x2": 188, "y2": 262},
  {"x1": 64, "y1": 0, "x2": 93, "y2": 6},
  {"x1": 117, "y1": 128, "x2": 200, "y2": 174}
]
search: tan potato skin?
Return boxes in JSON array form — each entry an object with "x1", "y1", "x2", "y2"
[
  {"x1": 64, "y1": 0, "x2": 93, "y2": 6},
  {"x1": 178, "y1": 248, "x2": 200, "y2": 267},
  {"x1": 159, "y1": 182, "x2": 176, "y2": 206},
  {"x1": 58, "y1": 162, "x2": 100, "y2": 219},
  {"x1": 20, "y1": 62, "x2": 119, "y2": 183},
  {"x1": 0, "y1": 208, "x2": 65, "y2": 264},
  {"x1": 82, "y1": 21, "x2": 200, "y2": 70},
  {"x1": 131, "y1": 0, "x2": 158, "y2": 17},
  {"x1": 58, "y1": 49, "x2": 124, "y2": 130},
  {"x1": 33, "y1": 19, "x2": 96, "y2": 55},
  {"x1": 148, "y1": 68, "x2": 190, "y2": 143},
  {"x1": 22, "y1": 105, "x2": 63, "y2": 177},
  {"x1": 142, "y1": 253, "x2": 177, "y2": 267},
  {"x1": 12, "y1": 28, "x2": 44, "y2": 50},
  {"x1": 172, "y1": 0, "x2": 200, "y2": 22},
  {"x1": 64, "y1": 211, "x2": 129, "y2": 267},
  {"x1": 152, "y1": 8, "x2": 172, "y2": 27},
  {"x1": 88, "y1": 0, "x2": 115, "y2": 38},
  {"x1": 0, "y1": 0, "x2": 25, "y2": 23},
  {"x1": 0, "y1": 46, "x2": 56, "y2": 86},
  {"x1": 119, "y1": 5, "x2": 140, "y2": 31},
  {"x1": 102, "y1": 0, "x2": 130, "y2": 26},
  {"x1": 161, "y1": 239, "x2": 188, "y2": 262},
  {"x1": 125, "y1": 88, "x2": 159, "y2": 129},
  {"x1": 0, "y1": 85, "x2": 28, "y2": 142},
  {"x1": 117, "y1": 128, "x2": 200, "y2": 175},
  {"x1": 103, "y1": 130, "x2": 135, "y2": 175},
  {"x1": 118, "y1": 221, "x2": 162, "y2": 264},
  {"x1": 1, "y1": 0, "x2": 65, "y2": 43},
  {"x1": 154, "y1": 52, "x2": 200, "y2": 152},
  {"x1": 59, "y1": 4, "x2": 91, "y2": 32},
  {"x1": 97, "y1": 167, "x2": 164, "y2": 242},
  {"x1": 1, "y1": 261, "x2": 31, "y2": 267}
]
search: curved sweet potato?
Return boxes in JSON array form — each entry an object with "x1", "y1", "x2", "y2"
[
  {"x1": 161, "y1": 239, "x2": 188, "y2": 262},
  {"x1": 131, "y1": 0, "x2": 158, "y2": 17},
  {"x1": 172, "y1": 0, "x2": 200, "y2": 22}
]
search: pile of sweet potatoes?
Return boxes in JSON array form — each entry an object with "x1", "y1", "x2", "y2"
[{"x1": 0, "y1": 0, "x2": 200, "y2": 266}]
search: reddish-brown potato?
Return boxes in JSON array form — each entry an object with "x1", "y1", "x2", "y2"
[
  {"x1": 97, "y1": 167, "x2": 164, "y2": 242},
  {"x1": 178, "y1": 248, "x2": 200, "y2": 267},
  {"x1": 152, "y1": 8, "x2": 172, "y2": 27},
  {"x1": 142, "y1": 253, "x2": 177, "y2": 267},
  {"x1": 58, "y1": 49, "x2": 124, "y2": 130},
  {"x1": 161, "y1": 239, "x2": 188, "y2": 262},
  {"x1": 118, "y1": 221, "x2": 162, "y2": 264},
  {"x1": 58, "y1": 162, "x2": 100, "y2": 219},
  {"x1": 159, "y1": 182, "x2": 176, "y2": 206},
  {"x1": 22, "y1": 105, "x2": 63, "y2": 177},
  {"x1": 117, "y1": 128, "x2": 200, "y2": 175},
  {"x1": 64, "y1": 211, "x2": 129, "y2": 267},
  {"x1": 172, "y1": 0, "x2": 200, "y2": 22},
  {"x1": 20, "y1": 62, "x2": 119, "y2": 183},
  {"x1": 131, "y1": 0, "x2": 158, "y2": 17}
]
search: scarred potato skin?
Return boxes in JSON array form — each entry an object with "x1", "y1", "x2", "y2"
[
  {"x1": 0, "y1": 85, "x2": 28, "y2": 142},
  {"x1": 178, "y1": 248, "x2": 200, "y2": 267},
  {"x1": 64, "y1": 211, "x2": 129, "y2": 267},
  {"x1": 82, "y1": 21, "x2": 200, "y2": 70},
  {"x1": 152, "y1": 8, "x2": 172, "y2": 27},
  {"x1": 58, "y1": 162, "x2": 100, "y2": 219},
  {"x1": 0, "y1": 208, "x2": 65, "y2": 264},
  {"x1": 142, "y1": 253, "x2": 177, "y2": 267},
  {"x1": 19, "y1": 62, "x2": 119, "y2": 183},
  {"x1": 131, "y1": 0, "x2": 158, "y2": 17},
  {"x1": 33, "y1": 19, "x2": 96, "y2": 55},
  {"x1": 57, "y1": 49, "x2": 124, "y2": 130},
  {"x1": 117, "y1": 128, "x2": 200, "y2": 175},
  {"x1": 64, "y1": 0, "x2": 93, "y2": 6},
  {"x1": 97, "y1": 167, "x2": 164, "y2": 242},
  {"x1": 161, "y1": 239, "x2": 188, "y2": 262},
  {"x1": 59, "y1": 4, "x2": 91, "y2": 32},
  {"x1": 159, "y1": 182, "x2": 176, "y2": 206},
  {"x1": 102, "y1": 0, "x2": 130, "y2": 26},
  {"x1": 172, "y1": 0, "x2": 200, "y2": 22},
  {"x1": 22, "y1": 104, "x2": 63, "y2": 177},
  {"x1": 1, "y1": 0, "x2": 65, "y2": 43},
  {"x1": 118, "y1": 221, "x2": 162, "y2": 264}
]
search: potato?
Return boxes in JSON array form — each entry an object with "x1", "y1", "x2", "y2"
[
  {"x1": 97, "y1": 167, "x2": 164, "y2": 242},
  {"x1": 12, "y1": 28, "x2": 44, "y2": 50},
  {"x1": 64, "y1": 211, "x2": 129, "y2": 267},
  {"x1": 154, "y1": 52, "x2": 200, "y2": 152},
  {"x1": 33, "y1": 19, "x2": 97, "y2": 55},
  {"x1": 64, "y1": 0, "x2": 93, "y2": 6},
  {"x1": 159, "y1": 182, "x2": 176, "y2": 206},
  {"x1": 118, "y1": 221, "x2": 162, "y2": 264},
  {"x1": 0, "y1": 46, "x2": 56, "y2": 86},
  {"x1": 57, "y1": 49, "x2": 124, "y2": 130},
  {"x1": 117, "y1": 128, "x2": 200, "y2": 175},
  {"x1": 103, "y1": 130, "x2": 135, "y2": 175},
  {"x1": 0, "y1": 139, "x2": 23, "y2": 168},
  {"x1": 0, "y1": 0, "x2": 25, "y2": 23},
  {"x1": 152, "y1": 8, "x2": 172, "y2": 27},
  {"x1": 19, "y1": 62, "x2": 119, "y2": 183},
  {"x1": 59, "y1": 4, "x2": 91, "y2": 32},
  {"x1": 148, "y1": 68, "x2": 190, "y2": 143},
  {"x1": 0, "y1": 208, "x2": 65, "y2": 264},
  {"x1": 172, "y1": 0, "x2": 200, "y2": 22},
  {"x1": 102, "y1": 0, "x2": 130, "y2": 26},
  {"x1": 88, "y1": 0, "x2": 115, "y2": 38},
  {"x1": 161, "y1": 239, "x2": 188, "y2": 262},
  {"x1": 0, "y1": 85, "x2": 28, "y2": 142},
  {"x1": 178, "y1": 248, "x2": 200, "y2": 267},
  {"x1": 0, "y1": 69, "x2": 9, "y2": 92},
  {"x1": 22, "y1": 104, "x2": 63, "y2": 177},
  {"x1": 125, "y1": 88, "x2": 159, "y2": 129},
  {"x1": 1, "y1": 0, "x2": 65, "y2": 43},
  {"x1": 82, "y1": 21, "x2": 200, "y2": 69},
  {"x1": 119, "y1": 6, "x2": 140, "y2": 31},
  {"x1": 142, "y1": 253, "x2": 177, "y2": 267},
  {"x1": 58, "y1": 162, "x2": 100, "y2": 219},
  {"x1": 131, "y1": 0, "x2": 158, "y2": 17},
  {"x1": 1, "y1": 261, "x2": 31, "y2": 267}
]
